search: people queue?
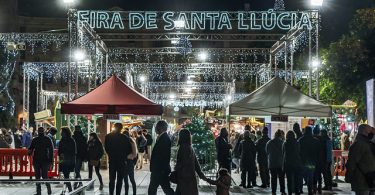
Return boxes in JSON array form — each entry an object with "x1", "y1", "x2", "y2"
[{"x1": 6, "y1": 122, "x2": 375, "y2": 195}]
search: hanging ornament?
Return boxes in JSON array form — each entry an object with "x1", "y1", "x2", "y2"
[
  {"x1": 274, "y1": 0, "x2": 285, "y2": 11},
  {"x1": 175, "y1": 36, "x2": 192, "y2": 56}
]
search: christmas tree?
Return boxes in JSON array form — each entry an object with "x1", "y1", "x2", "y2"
[{"x1": 184, "y1": 116, "x2": 216, "y2": 171}]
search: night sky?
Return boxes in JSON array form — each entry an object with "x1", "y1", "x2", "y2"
[{"x1": 17, "y1": 0, "x2": 375, "y2": 43}]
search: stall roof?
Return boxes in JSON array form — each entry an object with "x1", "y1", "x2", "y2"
[
  {"x1": 229, "y1": 77, "x2": 331, "y2": 117},
  {"x1": 61, "y1": 75, "x2": 163, "y2": 115}
]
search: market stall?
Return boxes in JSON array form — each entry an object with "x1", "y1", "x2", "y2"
[{"x1": 228, "y1": 77, "x2": 331, "y2": 136}]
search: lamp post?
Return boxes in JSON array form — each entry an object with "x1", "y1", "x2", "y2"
[{"x1": 309, "y1": 0, "x2": 323, "y2": 99}]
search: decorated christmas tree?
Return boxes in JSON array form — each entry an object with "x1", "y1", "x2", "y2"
[{"x1": 183, "y1": 116, "x2": 216, "y2": 171}]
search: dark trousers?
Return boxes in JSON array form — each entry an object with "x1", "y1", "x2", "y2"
[
  {"x1": 241, "y1": 169, "x2": 254, "y2": 187},
  {"x1": 259, "y1": 163, "x2": 270, "y2": 186},
  {"x1": 286, "y1": 169, "x2": 302, "y2": 195},
  {"x1": 33, "y1": 162, "x2": 51, "y2": 195},
  {"x1": 88, "y1": 162, "x2": 103, "y2": 185},
  {"x1": 270, "y1": 168, "x2": 285, "y2": 193},
  {"x1": 109, "y1": 163, "x2": 125, "y2": 195},
  {"x1": 322, "y1": 162, "x2": 332, "y2": 188},
  {"x1": 314, "y1": 164, "x2": 323, "y2": 191},
  {"x1": 148, "y1": 172, "x2": 174, "y2": 195},
  {"x1": 62, "y1": 168, "x2": 73, "y2": 192},
  {"x1": 303, "y1": 166, "x2": 315, "y2": 195},
  {"x1": 74, "y1": 158, "x2": 83, "y2": 188},
  {"x1": 124, "y1": 160, "x2": 136, "y2": 195}
]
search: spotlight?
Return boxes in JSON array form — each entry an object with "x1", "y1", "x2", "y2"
[
  {"x1": 198, "y1": 51, "x2": 208, "y2": 61},
  {"x1": 311, "y1": 0, "x2": 323, "y2": 6},
  {"x1": 174, "y1": 20, "x2": 185, "y2": 29},
  {"x1": 139, "y1": 75, "x2": 147, "y2": 83},
  {"x1": 73, "y1": 49, "x2": 86, "y2": 61}
]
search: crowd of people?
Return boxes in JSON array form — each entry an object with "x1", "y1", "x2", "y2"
[
  {"x1": 215, "y1": 124, "x2": 333, "y2": 195},
  {"x1": 4, "y1": 121, "x2": 375, "y2": 195}
]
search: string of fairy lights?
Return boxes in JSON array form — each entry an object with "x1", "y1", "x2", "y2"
[{"x1": 0, "y1": 0, "x2": 320, "y2": 111}]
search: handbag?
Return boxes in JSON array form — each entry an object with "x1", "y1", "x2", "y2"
[
  {"x1": 90, "y1": 160, "x2": 100, "y2": 167},
  {"x1": 169, "y1": 171, "x2": 178, "y2": 184}
]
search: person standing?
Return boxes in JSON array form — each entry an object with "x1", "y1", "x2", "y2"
[
  {"x1": 346, "y1": 124, "x2": 375, "y2": 195},
  {"x1": 87, "y1": 132, "x2": 104, "y2": 190},
  {"x1": 47, "y1": 127, "x2": 58, "y2": 148},
  {"x1": 72, "y1": 125, "x2": 88, "y2": 189},
  {"x1": 136, "y1": 130, "x2": 147, "y2": 169},
  {"x1": 28, "y1": 127, "x2": 53, "y2": 195},
  {"x1": 143, "y1": 129, "x2": 153, "y2": 164},
  {"x1": 298, "y1": 126, "x2": 320, "y2": 195},
  {"x1": 215, "y1": 128, "x2": 232, "y2": 174},
  {"x1": 22, "y1": 127, "x2": 32, "y2": 148},
  {"x1": 320, "y1": 129, "x2": 333, "y2": 191},
  {"x1": 148, "y1": 120, "x2": 174, "y2": 195},
  {"x1": 174, "y1": 129, "x2": 207, "y2": 195},
  {"x1": 239, "y1": 130, "x2": 257, "y2": 189},
  {"x1": 105, "y1": 123, "x2": 132, "y2": 195},
  {"x1": 266, "y1": 130, "x2": 286, "y2": 195},
  {"x1": 283, "y1": 131, "x2": 302, "y2": 195},
  {"x1": 232, "y1": 133, "x2": 242, "y2": 173},
  {"x1": 313, "y1": 126, "x2": 324, "y2": 194},
  {"x1": 124, "y1": 130, "x2": 138, "y2": 195},
  {"x1": 256, "y1": 127, "x2": 271, "y2": 188},
  {"x1": 293, "y1": 123, "x2": 303, "y2": 140},
  {"x1": 58, "y1": 127, "x2": 76, "y2": 193}
]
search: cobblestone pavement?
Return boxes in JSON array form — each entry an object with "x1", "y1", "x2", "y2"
[{"x1": 0, "y1": 164, "x2": 353, "y2": 195}]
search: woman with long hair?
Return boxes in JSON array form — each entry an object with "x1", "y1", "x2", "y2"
[
  {"x1": 87, "y1": 132, "x2": 104, "y2": 190},
  {"x1": 58, "y1": 127, "x2": 76, "y2": 193},
  {"x1": 283, "y1": 130, "x2": 302, "y2": 195},
  {"x1": 174, "y1": 129, "x2": 207, "y2": 195}
]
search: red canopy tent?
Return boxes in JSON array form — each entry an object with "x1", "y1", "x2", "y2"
[{"x1": 61, "y1": 75, "x2": 163, "y2": 115}]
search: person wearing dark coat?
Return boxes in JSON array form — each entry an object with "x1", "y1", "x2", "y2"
[
  {"x1": 58, "y1": 127, "x2": 77, "y2": 193},
  {"x1": 313, "y1": 125, "x2": 325, "y2": 194},
  {"x1": 293, "y1": 123, "x2": 303, "y2": 139},
  {"x1": 266, "y1": 129, "x2": 286, "y2": 195},
  {"x1": 320, "y1": 129, "x2": 333, "y2": 191},
  {"x1": 28, "y1": 127, "x2": 54, "y2": 195},
  {"x1": 148, "y1": 120, "x2": 174, "y2": 195},
  {"x1": 298, "y1": 126, "x2": 320, "y2": 195},
  {"x1": 87, "y1": 132, "x2": 104, "y2": 190},
  {"x1": 215, "y1": 128, "x2": 232, "y2": 174},
  {"x1": 47, "y1": 127, "x2": 57, "y2": 148},
  {"x1": 283, "y1": 131, "x2": 302, "y2": 195},
  {"x1": 255, "y1": 127, "x2": 271, "y2": 188},
  {"x1": 174, "y1": 129, "x2": 207, "y2": 195},
  {"x1": 346, "y1": 124, "x2": 375, "y2": 195},
  {"x1": 72, "y1": 125, "x2": 88, "y2": 188},
  {"x1": 239, "y1": 130, "x2": 257, "y2": 188},
  {"x1": 105, "y1": 123, "x2": 132, "y2": 195}
]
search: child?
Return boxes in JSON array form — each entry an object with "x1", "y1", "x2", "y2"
[{"x1": 206, "y1": 168, "x2": 231, "y2": 195}]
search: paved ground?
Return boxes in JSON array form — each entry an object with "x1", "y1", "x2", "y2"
[{"x1": 0, "y1": 163, "x2": 353, "y2": 195}]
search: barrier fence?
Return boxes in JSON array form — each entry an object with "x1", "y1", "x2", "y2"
[
  {"x1": 0, "y1": 149, "x2": 59, "y2": 178},
  {"x1": 0, "y1": 148, "x2": 349, "y2": 181},
  {"x1": 332, "y1": 150, "x2": 348, "y2": 179}
]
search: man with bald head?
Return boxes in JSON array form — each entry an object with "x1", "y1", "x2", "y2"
[{"x1": 346, "y1": 124, "x2": 375, "y2": 195}]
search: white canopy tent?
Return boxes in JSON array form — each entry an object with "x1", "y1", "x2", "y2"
[{"x1": 228, "y1": 77, "x2": 332, "y2": 117}]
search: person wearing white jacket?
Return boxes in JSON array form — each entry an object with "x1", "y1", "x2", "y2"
[{"x1": 124, "y1": 130, "x2": 138, "y2": 195}]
